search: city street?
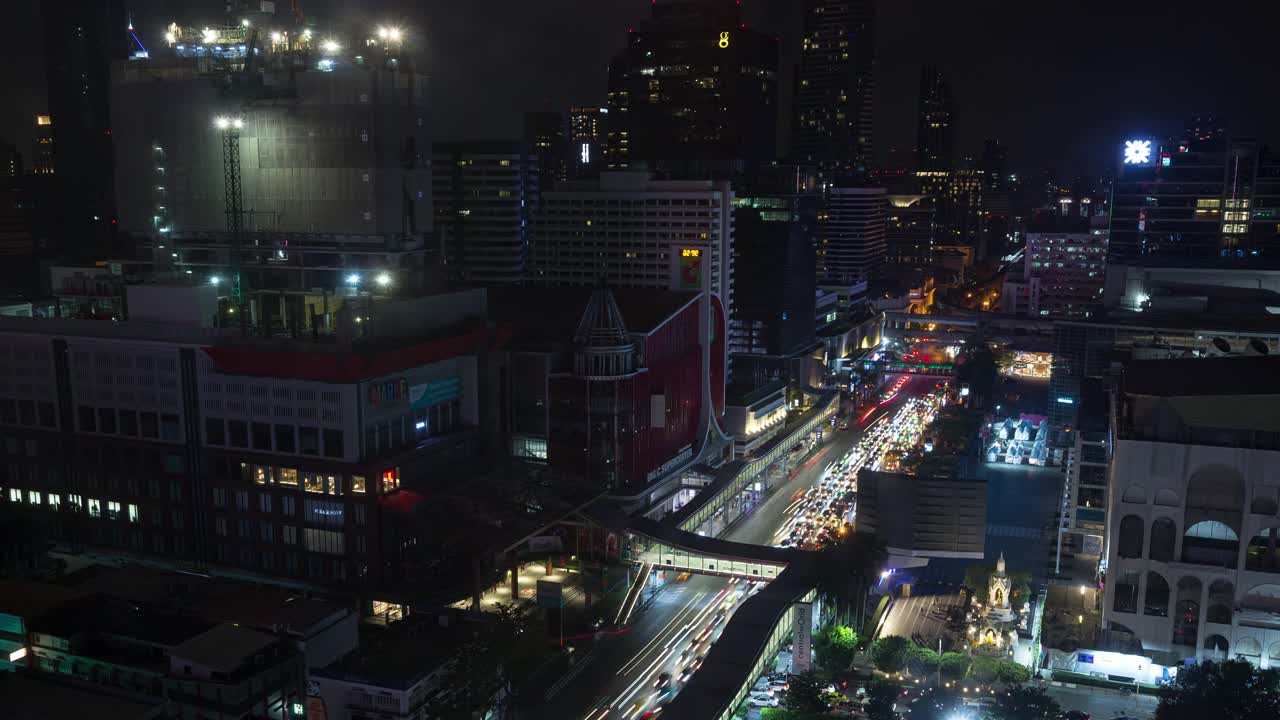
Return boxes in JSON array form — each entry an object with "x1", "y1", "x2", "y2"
[
  {"x1": 1042, "y1": 680, "x2": 1157, "y2": 719},
  {"x1": 533, "y1": 413, "x2": 866, "y2": 720}
]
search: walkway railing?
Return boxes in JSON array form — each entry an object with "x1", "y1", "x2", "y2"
[{"x1": 665, "y1": 389, "x2": 839, "y2": 535}]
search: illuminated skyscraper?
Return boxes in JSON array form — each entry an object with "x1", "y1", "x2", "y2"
[
  {"x1": 41, "y1": 0, "x2": 128, "y2": 259},
  {"x1": 916, "y1": 66, "x2": 953, "y2": 174},
  {"x1": 791, "y1": 0, "x2": 876, "y2": 177},
  {"x1": 569, "y1": 106, "x2": 608, "y2": 179},
  {"x1": 523, "y1": 111, "x2": 567, "y2": 186},
  {"x1": 606, "y1": 0, "x2": 778, "y2": 178}
]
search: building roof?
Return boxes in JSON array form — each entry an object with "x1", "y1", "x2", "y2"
[
  {"x1": 313, "y1": 615, "x2": 473, "y2": 690},
  {"x1": 169, "y1": 623, "x2": 278, "y2": 674},
  {"x1": 0, "y1": 672, "x2": 162, "y2": 720},
  {"x1": 1123, "y1": 355, "x2": 1280, "y2": 397},
  {"x1": 59, "y1": 564, "x2": 350, "y2": 635},
  {"x1": 0, "y1": 580, "x2": 82, "y2": 623},
  {"x1": 488, "y1": 286, "x2": 699, "y2": 347},
  {"x1": 32, "y1": 595, "x2": 214, "y2": 649}
]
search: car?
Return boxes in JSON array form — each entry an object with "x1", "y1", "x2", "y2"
[
  {"x1": 838, "y1": 422, "x2": 849, "y2": 431},
  {"x1": 679, "y1": 666, "x2": 694, "y2": 683},
  {"x1": 965, "y1": 696, "x2": 997, "y2": 707},
  {"x1": 653, "y1": 672, "x2": 671, "y2": 690},
  {"x1": 1061, "y1": 712, "x2": 1091, "y2": 720}
]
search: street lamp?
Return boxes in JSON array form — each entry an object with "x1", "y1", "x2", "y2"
[
  {"x1": 375, "y1": 272, "x2": 391, "y2": 287},
  {"x1": 210, "y1": 276, "x2": 221, "y2": 286},
  {"x1": 346, "y1": 273, "x2": 361, "y2": 286},
  {"x1": 322, "y1": 39, "x2": 340, "y2": 54}
]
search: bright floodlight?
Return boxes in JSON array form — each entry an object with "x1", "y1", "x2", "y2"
[
  {"x1": 232, "y1": 118, "x2": 243, "y2": 129},
  {"x1": 164, "y1": 31, "x2": 177, "y2": 44},
  {"x1": 210, "y1": 276, "x2": 221, "y2": 286},
  {"x1": 214, "y1": 116, "x2": 230, "y2": 129},
  {"x1": 270, "y1": 31, "x2": 282, "y2": 43},
  {"x1": 376, "y1": 26, "x2": 389, "y2": 39},
  {"x1": 346, "y1": 273, "x2": 361, "y2": 285},
  {"x1": 387, "y1": 27, "x2": 402, "y2": 41},
  {"x1": 202, "y1": 27, "x2": 217, "y2": 43},
  {"x1": 375, "y1": 272, "x2": 392, "y2": 287},
  {"x1": 322, "y1": 39, "x2": 340, "y2": 54}
]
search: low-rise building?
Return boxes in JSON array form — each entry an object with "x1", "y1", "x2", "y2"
[
  {"x1": 25, "y1": 594, "x2": 306, "y2": 719},
  {"x1": 312, "y1": 614, "x2": 481, "y2": 720},
  {"x1": 1103, "y1": 355, "x2": 1280, "y2": 668}
]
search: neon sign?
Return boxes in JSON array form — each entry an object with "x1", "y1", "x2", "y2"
[
  {"x1": 1123, "y1": 139, "x2": 1153, "y2": 166},
  {"x1": 580, "y1": 142, "x2": 590, "y2": 164},
  {"x1": 718, "y1": 31, "x2": 730, "y2": 49},
  {"x1": 681, "y1": 248, "x2": 701, "y2": 258}
]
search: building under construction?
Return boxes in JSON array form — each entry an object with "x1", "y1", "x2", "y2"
[{"x1": 111, "y1": 7, "x2": 431, "y2": 312}]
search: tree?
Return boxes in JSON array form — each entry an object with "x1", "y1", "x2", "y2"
[
  {"x1": 996, "y1": 661, "x2": 1031, "y2": 684},
  {"x1": 940, "y1": 651, "x2": 971, "y2": 680},
  {"x1": 986, "y1": 685, "x2": 1061, "y2": 720},
  {"x1": 784, "y1": 671, "x2": 832, "y2": 715},
  {"x1": 1156, "y1": 659, "x2": 1280, "y2": 720},
  {"x1": 815, "y1": 624, "x2": 858, "y2": 671},
  {"x1": 906, "y1": 646, "x2": 940, "y2": 676},
  {"x1": 426, "y1": 603, "x2": 541, "y2": 720},
  {"x1": 870, "y1": 635, "x2": 913, "y2": 674},
  {"x1": 865, "y1": 682, "x2": 901, "y2": 720},
  {"x1": 968, "y1": 655, "x2": 1003, "y2": 684},
  {"x1": 815, "y1": 530, "x2": 887, "y2": 628}
]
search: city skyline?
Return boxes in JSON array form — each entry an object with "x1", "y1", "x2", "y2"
[{"x1": 4, "y1": 0, "x2": 1278, "y2": 179}]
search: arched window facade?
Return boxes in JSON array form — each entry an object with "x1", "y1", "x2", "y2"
[
  {"x1": 1204, "y1": 634, "x2": 1230, "y2": 662},
  {"x1": 1173, "y1": 576, "x2": 1202, "y2": 649},
  {"x1": 1206, "y1": 579, "x2": 1234, "y2": 624},
  {"x1": 1113, "y1": 571, "x2": 1140, "y2": 614},
  {"x1": 1118, "y1": 515, "x2": 1144, "y2": 559},
  {"x1": 1246, "y1": 527, "x2": 1280, "y2": 573},
  {"x1": 1144, "y1": 571, "x2": 1170, "y2": 617},
  {"x1": 1150, "y1": 517, "x2": 1177, "y2": 562},
  {"x1": 1182, "y1": 464, "x2": 1245, "y2": 568}
]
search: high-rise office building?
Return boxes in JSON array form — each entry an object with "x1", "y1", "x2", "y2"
[
  {"x1": 916, "y1": 66, "x2": 954, "y2": 174},
  {"x1": 730, "y1": 165, "x2": 820, "y2": 359},
  {"x1": 41, "y1": 0, "x2": 128, "y2": 260},
  {"x1": 944, "y1": 167, "x2": 985, "y2": 248},
  {"x1": 606, "y1": 0, "x2": 778, "y2": 178},
  {"x1": 31, "y1": 115, "x2": 54, "y2": 176},
  {"x1": 523, "y1": 111, "x2": 567, "y2": 186},
  {"x1": 792, "y1": 0, "x2": 876, "y2": 177},
  {"x1": 569, "y1": 106, "x2": 609, "y2": 179},
  {"x1": 112, "y1": 20, "x2": 432, "y2": 293},
  {"x1": 1109, "y1": 126, "x2": 1280, "y2": 266},
  {"x1": 433, "y1": 142, "x2": 538, "y2": 285},
  {"x1": 818, "y1": 186, "x2": 886, "y2": 300},
  {"x1": 1002, "y1": 211, "x2": 1108, "y2": 318},
  {"x1": 528, "y1": 171, "x2": 734, "y2": 418},
  {"x1": 885, "y1": 194, "x2": 936, "y2": 265}
]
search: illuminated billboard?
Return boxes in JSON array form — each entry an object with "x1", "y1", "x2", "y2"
[
  {"x1": 679, "y1": 248, "x2": 703, "y2": 289},
  {"x1": 1122, "y1": 138, "x2": 1155, "y2": 166}
]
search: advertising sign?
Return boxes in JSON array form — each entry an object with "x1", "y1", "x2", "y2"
[
  {"x1": 793, "y1": 601, "x2": 813, "y2": 672},
  {"x1": 679, "y1": 248, "x2": 703, "y2": 290}
]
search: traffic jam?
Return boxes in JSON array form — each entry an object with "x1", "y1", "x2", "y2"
[{"x1": 772, "y1": 377, "x2": 946, "y2": 551}]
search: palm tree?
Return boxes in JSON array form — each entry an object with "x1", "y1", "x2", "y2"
[{"x1": 815, "y1": 528, "x2": 887, "y2": 630}]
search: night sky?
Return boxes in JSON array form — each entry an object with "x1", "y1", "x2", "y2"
[{"x1": 4, "y1": 0, "x2": 1276, "y2": 180}]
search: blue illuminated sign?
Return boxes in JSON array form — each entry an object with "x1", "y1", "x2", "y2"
[{"x1": 1123, "y1": 139, "x2": 1154, "y2": 166}]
